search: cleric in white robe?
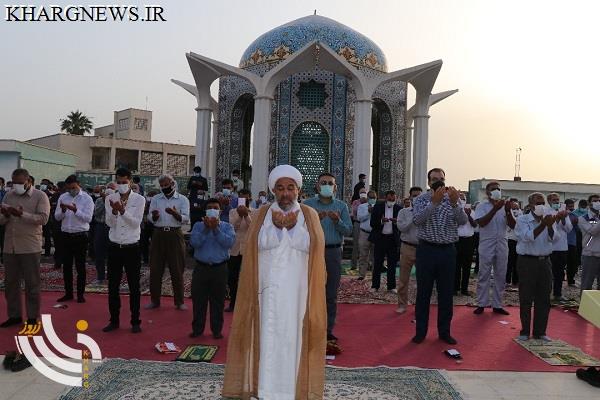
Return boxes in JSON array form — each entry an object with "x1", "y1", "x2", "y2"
[{"x1": 223, "y1": 165, "x2": 327, "y2": 400}]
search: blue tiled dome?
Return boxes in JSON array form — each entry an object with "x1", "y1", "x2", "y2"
[{"x1": 240, "y1": 15, "x2": 388, "y2": 72}]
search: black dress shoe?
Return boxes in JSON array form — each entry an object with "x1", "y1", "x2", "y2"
[
  {"x1": 224, "y1": 307, "x2": 234, "y2": 313},
  {"x1": 10, "y1": 354, "x2": 31, "y2": 372},
  {"x1": 213, "y1": 333, "x2": 224, "y2": 339},
  {"x1": 411, "y1": 335, "x2": 425, "y2": 344},
  {"x1": 493, "y1": 308, "x2": 510, "y2": 315},
  {"x1": 327, "y1": 333, "x2": 338, "y2": 341},
  {"x1": 77, "y1": 296, "x2": 86, "y2": 303},
  {"x1": 26, "y1": 318, "x2": 37, "y2": 325},
  {"x1": 56, "y1": 295, "x2": 73, "y2": 302},
  {"x1": 131, "y1": 325, "x2": 141, "y2": 333},
  {"x1": 440, "y1": 335, "x2": 458, "y2": 345},
  {"x1": 189, "y1": 331, "x2": 202, "y2": 338},
  {"x1": 3, "y1": 351, "x2": 16, "y2": 369},
  {"x1": 102, "y1": 323, "x2": 119, "y2": 332},
  {"x1": 576, "y1": 367, "x2": 600, "y2": 388},
  {"x1": 473, "y1": 307, "x2": 484, "y2": 315},
  {"x1": 356, "y1": 276, "x2": 365, "y2": 281},
  {"x1": 0, "y1": 317, "x2": 23, "y2": 328}
]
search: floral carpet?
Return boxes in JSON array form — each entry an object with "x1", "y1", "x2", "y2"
[{"x1": 59, "y1": 359, "x2": 464, "y2": 400}]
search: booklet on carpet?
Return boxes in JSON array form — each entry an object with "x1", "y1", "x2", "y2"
[
  {"x1": 155, "y1": 342, "x2": 181, "y2": 354},
  {"x1": 175, "y1": 344, "x2": 218, "y2": 362}
]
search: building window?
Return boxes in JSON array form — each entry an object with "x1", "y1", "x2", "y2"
[
  {"x1": 118, "y1": 118, "x2": 129, "y2": 131},
  {"x1": 91, "y1": 147, "x2": 110, "y2": 170},
  {"x1": 290, "y1": 121, "x2": 330, "y2": 196},
  {"x1": 296, "y1": 80, "x2": 328, "y2": 110},
  {"x1": 140, "y1": 151, "x2": 163, "y2": 175},
  {"x1": 167, "y1": 154, "x2": 187, "y2": 176},
  {"x1": 134, "y1": 118, "x2": 148, "y2": 130}
]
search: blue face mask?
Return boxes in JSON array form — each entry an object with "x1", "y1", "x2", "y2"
[
  {"x1": 368, "y1": 198, "x2": 376, "y2": 205},
  {"x1": 206, "y1": 209, "x2": 220, "y2": 219},
  {"x1": 550, "y1": 203, "x2": 560, "y2": 211},
  {"x1": 320, "y1": 185, "x2": 334, "y2": 198},
  {"x1": 222, "y1": 189, "x2": 231, "y2": 196}
]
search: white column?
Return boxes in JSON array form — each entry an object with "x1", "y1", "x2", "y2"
[
  {"x1": 195, "y1": 107, "x2": 212, "y2": 173},
  {"x1": 412, "y1": 114, "x2": 430, "y2": 189},
  {"x1": 251, "y1": 95, "x2": 273, "y2": 197},
  {"x1": 208, "y1": 119, "x2": 218, "y2": 195},
  {"x1": 404, "y1": 124, "x2": 413, "y2": 192},
  {"x1": 352, "y1": 99, "x2": 372, "y2": 188}
]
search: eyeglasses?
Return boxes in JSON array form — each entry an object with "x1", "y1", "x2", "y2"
[{"x1": 320, "y1": 181, "x2": 335, "y2": 186}]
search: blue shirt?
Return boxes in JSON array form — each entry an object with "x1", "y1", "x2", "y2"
[
  {"x1": 413, "y1": 191, "x2": 467, "y2": 244},
  {"x1": 190, "y1": 220, "x2": 236, "y2": 264},
  {"x1": 514, "y1": 213, "x2": 562, "y2": 256},
  {"x1": 567, "y1": 213, "x2": 578, "y2": 246},
  {"x1": 303, "y1": 197, "x2": 352, "y2": 245}
]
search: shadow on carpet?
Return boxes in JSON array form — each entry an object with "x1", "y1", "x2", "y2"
[{"x1": 59, "y1": 359, "x2": 463, "y2": 400}]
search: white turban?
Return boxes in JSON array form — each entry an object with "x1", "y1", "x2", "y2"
[{"x1": 268, "y1": 164, "x2": 303, "y2": 192}]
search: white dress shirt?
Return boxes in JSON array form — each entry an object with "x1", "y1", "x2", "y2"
[
  {"x1": 54, "y1": 190, "x2": 94, "y2": 233},
  {"x1": 105, "y1": 191, "x2": 146, "y2": 245},
  {"x1": 548, "y1": 208, "x2": 573, "y2": 252},
  {"x1": 357, "y1": 203, "x2": 372, "y2": 232},
  {"x1": 396, "y1": 207, "x2": 419, "y2": 245},
  {"x1": 515, "y1": 213, "x2": 562, "y2": 256},
  {"x1": 383, "y1": 204, "x2": 394, "y2": 235},
  {"x1": 148, "y1": 191, "x2": 190, "y2": 227}
]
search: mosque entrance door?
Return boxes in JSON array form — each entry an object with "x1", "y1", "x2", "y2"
[
  {"x1": 290, "y1": 121, "x2": 330, "y2": 196},
  {"x1": 230, "y1": 94, "x2": 254, "y2": 189}
]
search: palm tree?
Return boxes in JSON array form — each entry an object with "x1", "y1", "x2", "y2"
[{"x1": 60, "y1": 110, "x2": 93, "y2": 135}]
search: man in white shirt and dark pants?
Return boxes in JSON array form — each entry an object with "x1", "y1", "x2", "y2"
[
  {"x1": 102, "y1": 168, "x2": 146, "y2": 333},
  {"x1": 514, "y1": 192, "x2": 562, "y2": 341},
  {"x1": 356, "y1": 190, "x2": 377, "y2": 280},
  {"x1": 546, "y1": 192, "x2": 573, "y2": 301},
  {"x1": 54, "y1": 174, "x2": 94, "y2": 303},
  {"x1": 472, "y1": 182, "x2": 515, "y2": 315},
  {"x1": 455, "y1": 192, "x2": 477, "y2": 296},
  {"x1": 146, "y1": 174, "x2": 190, "y2": 310}
]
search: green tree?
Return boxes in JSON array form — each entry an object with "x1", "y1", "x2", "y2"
[{"x1": 60, "y1": 110, "x2": 93, "y2": 135}]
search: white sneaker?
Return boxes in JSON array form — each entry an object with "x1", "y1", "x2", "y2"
[
  {"x1": 389, "y1": 289, "x2": 398, "y2": 294},
  {"x1": 395, "y1": 306, "x2": 407, "y2": 314}
]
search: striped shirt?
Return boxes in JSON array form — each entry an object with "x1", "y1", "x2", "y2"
[
  {"x1": 303, "y1": 197, "x2": 352, "y2": 245},
  {"x1": 413, "y1": 191, "x2": 467, "y2": 244}
]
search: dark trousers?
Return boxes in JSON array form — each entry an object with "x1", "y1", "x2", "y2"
[
  {"x1": 473, "y1": 232, "x2": 480, "y2": 273},
  {"x1": 454, "y1": 236, "x2": 475, "y2": 292},
  {"x1": 94, "y1": 223, "x2": 110, "y2": 280},
  {"x1": 415, "y1": 242, "x2": 456, "y2": 338},
  {"x1": 517, "y1": 255, "x2": 552, "y2": 337},
  {"x1": 42, "y1": 223, "x2": 52, "y2": 256},
  {"x1": 566, "y1": 245, "x2": 579, "y2": 285},
  {"x1": 4, "y1": 253, "x2": 41, "y2": 319},
  {"x1": 88, "y1": 221, "x2": 96, "y2": 259},
  {"x1": 51, "y1": 225, "x2": 63, "y2": 268},
  {"x1": 62, "y1": 232, "x2": 88, "y2": 297},
  {"x1": 550, "y1": 250, "x2": 568, "y2": 297},
  {"x1": 325, "y1": 247, "x2": 342, "y2": 335},
  {"x1": 227, "y1": 255, "x2": 242, "y2": 309},
  {"x1": 506, "y1": 239, "x2": 519, "y2": 285},
  {"x1": 372, "y1": 234, "x2": 398, "y2": 290},
  {"x1": 140, "y1": 223, "x2": 153, "y2": 263},
  {"x1": 191, "y1": 262, "x2": 228, "y2": 335},
  {"x1": 0, "y1": 225, "x2": 4, "y2": 263},
  {"x1": 107, "y1": 243, "x2": 141, "y2": 326},
  {"x1": 149, "y1": 228, "x2": 186, "y2": 306}
]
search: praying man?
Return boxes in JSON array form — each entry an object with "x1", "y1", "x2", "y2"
[{"x1": 223, "y1": 164, "x2": 327, "y2": 400}]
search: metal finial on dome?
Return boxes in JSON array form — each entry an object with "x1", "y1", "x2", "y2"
[{"x1": 314, "y1": 9, "x2": 317, "y2": 15}]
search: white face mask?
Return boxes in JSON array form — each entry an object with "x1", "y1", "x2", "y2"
[
  {"x1": 386, "y1": 201, "x2": 395, "y2": 208},
  {"x1": 490, "y1": 189, "x2": 502, "y2": 201},
  {"x1": 40, "y1": 184, "x2": 47, "y2": 191},
  {"x1": 359, "y1": 193, "x2": 368, "y2": 199},
  {"x1": 592, "y1": 201, "x2": 600, "y2": 211},
  {"x1": 533, "y1": 204, "x2": 546, "y2": 217},
  {"x1": 117, "y1": 184, "x2": 130, "y2": 194},
  {"x1": 259, "y1": 196, "x2": 267, "y2": 203},
  {"x1": 206, "y1": 209, "x2": 220, "y2": 219},
  {"x1": 13, "y1": 184, "x2": 26, "y2": 195}
]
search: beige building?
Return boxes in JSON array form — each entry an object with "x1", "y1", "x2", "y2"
[
  {"x1": 28, "y1": 108, "x2": 196, "y2": 177},
  {"x1": 469, "y1": 178, "x2": 600, "y2": 206}
]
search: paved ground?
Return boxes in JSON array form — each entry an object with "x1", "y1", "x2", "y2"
[{"x1": 0, "y1": 356, "x2": 597, "y2": 400}]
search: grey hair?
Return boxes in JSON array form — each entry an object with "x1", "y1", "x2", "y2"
[
  {"x1": 158, "y1": 174, "x2": 174, "y2": 184},
  {"x1": 528, "y1": 192, "x2": 545, "y2": 204},
  {"x1": 546, "y1": 192, "x2": 560, "y2": 200}
]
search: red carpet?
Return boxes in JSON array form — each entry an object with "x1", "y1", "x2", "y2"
[{"x1": 1, "y1": 292, "x2": 598, "y2": 372}]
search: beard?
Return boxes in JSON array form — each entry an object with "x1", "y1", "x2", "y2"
[{"x1": 276, "y1": 199, "x2": 299, "y2": 212}]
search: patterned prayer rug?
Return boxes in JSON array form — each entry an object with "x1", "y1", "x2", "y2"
[
  {"x1": 514, "y1": 338, "x2": 600, "y2": 366},
  {"x1": 337, "y1": 274, "x2": 582, "y2": 306},
  {"x1": 59, "y1": 359, "x2": 464, "y2": 400}
]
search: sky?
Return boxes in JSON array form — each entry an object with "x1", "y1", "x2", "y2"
[{"x1": 1, "y1": 0, "x2": 599, "y2": 190}]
